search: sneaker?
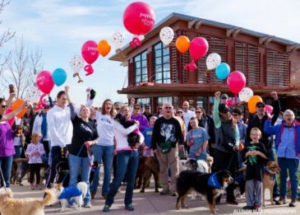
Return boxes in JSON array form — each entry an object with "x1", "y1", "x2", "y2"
[
  {"x1": 254, "y1": 204, "x2": 261, "y2": 210},
  {"x1": 160, "y1": 190, "x2": 170, "y2": 195},
  {"x1": 102, "y1": 204, "x2": 111, "y2": 212},
  {"x1": 125, "y1": 204, "x2": 135, "y2": 211},
  {"x1": 226, "y1": 200, "x2": 239, "y2": 205},
  {"x1": 91, "y1": 192, "x2": 96, "y2": 200},
  {"x1": 171, "y1": 192, "x2": 177, "y2": 197},
  {"x1": 243, "y1": 205, "x2": 254, "y2": 210},
  {"x1": 289, "y1": 199, "x2": 296, "y2": 207},
  {"x1": 83, "y1": 203, "x2": 92, "y2": 208},
  {"x1": 279, "y1": 196, "x2": 287, "y2": 204}
]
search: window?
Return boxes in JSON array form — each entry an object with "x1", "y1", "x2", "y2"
[
  {"x1": 134, "y1": 50, "x2": 148, "y2": 85},
  {"x1": 137, "y1": 98, "x2": 150, "y2": 106},
  {"x1": 153, "y1": 42, "x2": 171, "y2": 83},
  {"x1": 158, "y1": 96, "x2": 172, "y2": 105}
]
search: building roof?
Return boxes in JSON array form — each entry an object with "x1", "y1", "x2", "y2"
[{"x1": 110, "y1": 12, "x2": 300, "y2": 62}]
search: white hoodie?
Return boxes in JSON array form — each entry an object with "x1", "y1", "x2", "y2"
[{"x1": 47, "y1": 105, "x2": 73, "y2": 148}]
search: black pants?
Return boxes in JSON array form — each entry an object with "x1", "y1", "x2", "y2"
[
  {"x1": 29, "y1": 163, "x2": 41, "y2": 184},
  {"x1": 46, "y1": 146, "x2": 67, "y2": 188},
  {"x1": 213, "y1": 149, "x2": 238, "y2": 202}
]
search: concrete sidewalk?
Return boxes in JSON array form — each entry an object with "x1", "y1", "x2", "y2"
[{"x1": 8, "y1": 184, "x2": 299, "y2": 215}]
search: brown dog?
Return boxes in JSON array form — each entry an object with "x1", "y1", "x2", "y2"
[
  {"x1": 0, "y1": 189, "x2": 56, "y2": 215},
  {"x1": 263, "y1": 161, "x2": 280, "y2": 206},
  {"x1": 140, "y1": 156, "x2": 160, "y2": 193}
]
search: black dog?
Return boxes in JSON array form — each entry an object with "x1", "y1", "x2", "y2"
[{"x1": 176, "y1": 170, "x2": 233, "y2": 214}]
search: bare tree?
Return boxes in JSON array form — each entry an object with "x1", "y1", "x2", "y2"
[
  {"x1": 2, "y1": 38, "x2": 43, "y2": 99},
  {"x1": 0, "y1": 0, "x2": 15, "y2": 69}
]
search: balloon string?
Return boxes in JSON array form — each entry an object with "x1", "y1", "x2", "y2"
[{"x1": 235, "y1": 94, "x2": 237, "y2": 106}]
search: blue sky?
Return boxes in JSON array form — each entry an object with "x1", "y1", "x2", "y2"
[{"x1": 1, "y1": 0, "x2": 299, "y2": 106}]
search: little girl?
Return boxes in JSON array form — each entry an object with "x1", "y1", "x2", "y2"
[{"x1": 25, "y1": 132, "x2": 45, "y2": 190}]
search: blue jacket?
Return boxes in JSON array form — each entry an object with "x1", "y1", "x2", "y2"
[{"x1": 264, "y1": 119, "x2": 300, "y2": 157}]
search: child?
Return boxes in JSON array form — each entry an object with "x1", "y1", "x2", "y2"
[
  {"x1": 142, "y1": 116, "x2": 157, "y2": 157},
  {"x1": 25, "y1": 132, "x2": 45, "y2": 190},
  {"x1": 13, "y1": 125, "x2": 25, "y2": 159},
  {"x1": 186, "y1": 117, "x2": 209, "y2": 161},
  {"x1": 243, "y1": 127, "x2": 267, "y2": 210}
]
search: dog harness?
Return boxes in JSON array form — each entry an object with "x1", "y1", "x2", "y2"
[
  {"x1": 58, "y1": 186, "x2": 82, "y2": 200},
  {"x1": 208, "y1": 173, "x2": 222, "y2": 189}
]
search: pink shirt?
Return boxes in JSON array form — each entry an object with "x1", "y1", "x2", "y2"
[{"x1": 25, "y1": 143, "x2": 45, "y2": 164}]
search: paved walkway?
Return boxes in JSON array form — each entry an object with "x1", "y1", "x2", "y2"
[{"x1": 8, "y1": 183, "x2": 299, "y2": 215}]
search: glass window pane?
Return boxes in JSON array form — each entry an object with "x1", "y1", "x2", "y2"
[
  {"x1": 164, "y1": 71, "x2": 170, "y2": 79},
  {"x1": 164, "y1": 78, "x2": 171, "y2": 84},
  {"x1": 163, "y1": 63, "x2": 170, "y2": 71},
  {"x1": 134, "y1": 56, "x2": 139, "y2": 63},
  {"x1": 163, "y1": 48, "x2": 169, "y2": 55},
  {"x1": 155, "y1": 65, "x2": 162, "y2": 73},
  {"x1": 142, "y1": 51, "x2": 147, "y2": 60},
  {"x1": 136, "y1": 76, "x2": 141, "y2": 83},
  {"x1": 142, "y1": 60, "x2": 147, "y2": 67},
  {"x1": 155, "y1": 49, "x2": 161, "y2": 57},
  {"x1": 156, "y1": 79, "x2": 162, "y2": 83},
  {"x1": 156, "y1": 72, "x2": 162, "y2": 79},
  {"x1": 155, "y1": 57, "x2": 162, "y2": 64},
  {"x1": 142, "y1": 74, "x2": 148, "y2": 81},
  {"x1": 142, "y1": 67, "x2": 147, "y2": 75},
  {"x1": 135, "y1": 62, "x2": 140, "y2": 69},
  {"x1": 154, "y1": 43, "x2": 161, "y2": 50},
  {"x1": 163, "y1": 56, "x2": 170, "y2": 63}
]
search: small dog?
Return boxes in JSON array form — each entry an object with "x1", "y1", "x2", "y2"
[
  {"x1": 0, "y1": 188, "x2": 56, "y2": 215},
  {"x1": 54, "y1": 181, "x2": 88, "y2": 211},
  {"x1": 263, "y1": 161, "x2": 280, "y2": 206},
  {"x1": 176, "y1": 170, "x2": 233, "y2": 214}
]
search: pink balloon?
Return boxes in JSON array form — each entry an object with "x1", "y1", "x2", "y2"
[
  {"x1": 189, "y1": 37, "x2": 209, "y2": 61},
  {"x1": 227, "y1": 71, "x2": 246, "y2": 94},
  {"x1": 265, "y1": 105, "x2": 273, "y2": 114},
  {"x1": 123, "y1": 2, "x2": 155, "y2": 35},
  {"x1": 36, "y1": 70, "x2": 54, "y2": 94},
  {"x1": 81, "y1": 40, "x2": 99, "y2": 64}
]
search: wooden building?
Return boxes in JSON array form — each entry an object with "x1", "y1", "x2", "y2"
[{"x1": 110, "y1": 13, "x2": 300, "y2": 115}]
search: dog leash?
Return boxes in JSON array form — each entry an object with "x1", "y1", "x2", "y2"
[{"x1": 0, "y1": 167, "x2": 7, "y2": 191}]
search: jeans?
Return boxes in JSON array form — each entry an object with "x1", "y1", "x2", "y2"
[
  {"x1": 68, "y1": 153, "x2": 92, "y2": 205},
  {"x1": 278, "y1": 158, "x2": 299, "y2": 199},
  {"x1": 105, "y1": 150, "x2": 139, "y2": 206},
  {"x1": 14, "y1": 146, "x2": 22, "y2": 159},
  {"x1": 0, "y1": 156, "x2": 13, "y2": 187},
  {"x1": 90, "y1": 145, "x2": 114, "y2": 196}
]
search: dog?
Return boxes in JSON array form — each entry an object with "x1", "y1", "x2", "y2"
[
  {"x1": 176, "y1": 169, "x2": 233, "y2": 214},
  {"x1": 263, "y1": 161, "x2": 280, "y2": 206},
  {"x1": 0, "y1": 189, "x2": 56, "y2": 215},
  {"x1": 140, "y1": 155, "x2": 160, "y2": 193},
  {"x1": 54, "y1": 181, "x2": 88, "y2": 211},
  {"x1": 10, "y1": 158, "x2": 28, "y2": 185}
]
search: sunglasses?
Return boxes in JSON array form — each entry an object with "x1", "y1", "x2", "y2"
[
  {"x1": 196, "y1": 111, "x2": 202, "y2": 113},
  {"x1": 176, "y1": 111, "x2": 183, "y2": 114},
  {"x1": 232, "y1": 113, "x2": 238, "y2": 116},
  {"x1": 165, "y1": 107, "x2": 172, "y2": 109},
  {"x1": 257, "y1": 105, "x2": 265, "y2": 108},
  {"x1": 1, "y1": 105, "x2": 6, "y2": 108}
]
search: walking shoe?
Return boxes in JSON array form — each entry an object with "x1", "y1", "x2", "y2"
[
  {"x1": 91, "y1": 192, "x2": 96, "y2": 200},
  {"x1": 102, "y1": 204, "x2": 111, "y2": 212},
  {"x1": 125, "y1": 204, "x2": 135, "y2": 211},
  {"x1": 243, "y1": 205, "x2": 254, "y2": 210},
  {"x1": 226, "y1": 200, "x2": 238, "y2": 205},
  {"x1": 83, "y1": 203, "x2": 92, "y2": 208},
  {"x1": 279, "y1": 196, "x2": 286, "y2": 204},
  {"x1": 160, "y1": 190, "x2": 170, "y2": 195},
  {"x1": 289, "y1": 199, "x2": 296, "y2": 207},
  {"x1": 254, "y1": 204, "x2": 262, "y2": 210},
  {"x1": 171, "y1": 192, "x2": 177, "y2": 197}
]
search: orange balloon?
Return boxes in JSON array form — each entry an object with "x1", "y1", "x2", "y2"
[
  {"x1": 97, "y1": 40, "x2": 111, "y2": 57},
  {"x1": 248, "y1": 95, "x2": 263, "y2": 114},
  {"x1": 175, "y1": 36, "x2": 190, "y2": 53},
  {"x1": 12, "y1": 99, "x2": 26, "y2": 118}
]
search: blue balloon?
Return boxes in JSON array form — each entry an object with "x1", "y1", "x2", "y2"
[
  {"x1": 52, "y1": 68, "x2": 67, "y2": 86},
  {"x1": 216, "y1": 63, "x2": 230, "y2": 80}
]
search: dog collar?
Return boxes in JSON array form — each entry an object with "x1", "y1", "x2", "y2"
[
  {"x1": 264, "y1": 168, "x2": 276, "y2": 179},
  {"x1": 208, "y1": 173, "x2": 222, "y2": 189}
]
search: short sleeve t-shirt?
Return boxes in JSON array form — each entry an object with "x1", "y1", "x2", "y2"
[
  {"x1": 143, "y1": 127, "x2": 153, "y2": 148},
  {"x1": 96, "y1": 112, "x2": 114, "y2": 146},
  {"x1": 186, "y1": 127, "x2": 210, "y2": 160}
]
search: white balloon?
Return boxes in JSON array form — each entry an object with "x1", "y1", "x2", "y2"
[
  {"x1": 206, "y1": 53, "x2": 222, "y2": 70},
  {"x1": 70, "y1": 55, "x2": 84, "y2": 74},
  {"x1": 112, "y1": 32, "x2": 125, "y2": 49},
  {"x1": 159, "y1": 27, "x2": 174, "y2": 46},
  {"x1": 239, "y1": 87, "x2": 254, "y2": 102}
]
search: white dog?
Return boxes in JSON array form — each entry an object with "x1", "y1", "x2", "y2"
[{"x1": 54, "y1": 181, "x2": 88, "y2": 212}]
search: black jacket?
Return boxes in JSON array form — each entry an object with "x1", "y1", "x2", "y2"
[{"x1": 246, "y1": 99, "x2": 281, "y2": 150}]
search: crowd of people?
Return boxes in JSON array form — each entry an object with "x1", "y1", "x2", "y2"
[{"x1": 0, "y1": 86, "x2": 299, "y2": 213}]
